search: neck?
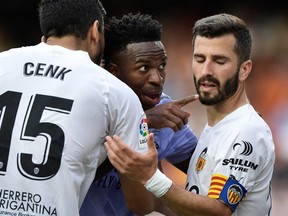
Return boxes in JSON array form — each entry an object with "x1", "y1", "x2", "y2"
[
  {"x1": 45, "y1": 36, "x2": 86, "y2": 51},
  {"x1": 206, "y1": 88, "x2": 249, "y2": 126}
]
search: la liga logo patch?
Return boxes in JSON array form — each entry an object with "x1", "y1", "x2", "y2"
[
  {"x1": 138, "y1": 115, "x2": 149, "y2": 148},
  {"x1": 139, "y1": 118, "x2": 148, "y2": 137}
]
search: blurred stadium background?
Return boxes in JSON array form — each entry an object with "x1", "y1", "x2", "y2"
[{"x1": 1, "y1": 1, "x2": 287, "y2": 215}]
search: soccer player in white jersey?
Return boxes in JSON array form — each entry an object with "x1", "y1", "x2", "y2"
[
  {"x1": 104, "y1": 13, "x2": 275, "y2": 216},
  {"x1": 0, "y1": 1, "x2": 157, "y2": 215},
  {"x1": 80, "y1": 13, "x2": 198, "y2": 216}
]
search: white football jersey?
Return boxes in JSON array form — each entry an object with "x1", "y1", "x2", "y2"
[
  {"x1": 0, "y1": 43, "x2": 148, "y2": 216},
  {"x1": 186, "y1": 104, "x2": 275, "y2": 216}
]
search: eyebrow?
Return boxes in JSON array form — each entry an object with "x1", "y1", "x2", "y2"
[
  {"x1": 134, "y1": 55, "x2": 168, "y2": 63},
  {"x1": 193, "y1": 53, "x2": 230, "y2": 60}
]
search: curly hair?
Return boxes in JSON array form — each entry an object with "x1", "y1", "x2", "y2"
[{"x1": 103, "y1": 12, "x2": 162, "y2": 64}]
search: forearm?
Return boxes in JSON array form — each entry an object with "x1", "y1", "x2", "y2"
[
  {"x1": 120, "y1": 174, "x2": 160, "y2": 215},
  {"x1": 154, "y1": 200, "x2": 178, "y2": 216},
  {"x1": 160, "y1": 183, "x2": 232, "y2": 216}
]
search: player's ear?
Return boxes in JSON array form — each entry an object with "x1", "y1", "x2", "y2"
[
  {"x1": 105, "y1": 63, "x2": 120, "y2": 77},
  {"x1": 41, "y1": 36, "x2": 46, "y2": 42},
  {"x1": 239, "y1": 60, "x2": 252, "y2": 81},
  {"x1": 89, "y1": 20, "x2": 100, "y2": 45}
]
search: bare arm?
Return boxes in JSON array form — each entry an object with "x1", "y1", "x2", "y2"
[
  {"x1": 161, "y1": 183, "x2": 232, "y2": 216},
  {"x1": 119, "y1": 174, "x2": 160, "y2": 215},
  {"x1": 105, "y1": 134, "x2": 232, "y2": 216},
  {"x1": 104, "y1": 135, "x2": 159, "y2": 215}
]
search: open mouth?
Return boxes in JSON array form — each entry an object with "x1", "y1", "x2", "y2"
[
  {"x1": 144, "y1": 93, "x2": 161, "y2": 105},
  {"x1": 200, "y1": 81, "x2": 217, "y2": 91}
]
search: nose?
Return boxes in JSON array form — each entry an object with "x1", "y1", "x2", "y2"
[
  {"x1": 149, "y1": 69, "x2": 164, "y2": 85},
  {"x1": 201, "y1": 60, "x2": 214, "y2": 76}
]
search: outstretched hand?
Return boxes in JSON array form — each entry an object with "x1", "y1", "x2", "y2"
[
  {"x1": 145, "y1": 94, "x2": 199, "y2": 132},
  {"x1": 104, "y1": 133, "x2": 158, "y2": 185}
]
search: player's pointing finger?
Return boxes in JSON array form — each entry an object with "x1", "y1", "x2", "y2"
[{"x1": 173, "y1": 94, "x2": 199, "y2": 107}]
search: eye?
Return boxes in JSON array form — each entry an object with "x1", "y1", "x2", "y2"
[
  {"x1": 194, "y1": 56, "x2": 205, "y2": 63},
  {"x1": 159, "y1": 63, "x2": 166, "y2": 70},
  {"x1": 215, "y1": 59, "x2": 226, "y2": 65},
  {"x1": 139, "y1": 65, "x2": 149, "y2": 72}
]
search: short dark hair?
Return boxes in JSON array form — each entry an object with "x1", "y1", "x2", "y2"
[
  {"x1": 192, "y1": 13, "x2": 252, "y2": 64},
  {"x1": 39, "y1": 0, "x2": 106, "y2": 39},
  {"x1": 103, "y1": 12, "x2": 162, "y2": 64}
]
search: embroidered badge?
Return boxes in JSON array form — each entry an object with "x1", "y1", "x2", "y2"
[{"x1": 196, "y1": 148, "x2": 207, "y2": 173}]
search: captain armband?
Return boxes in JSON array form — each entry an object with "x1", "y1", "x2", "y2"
[
  {"x1": 144, "y1": 169, "x2": 173, "y2": 198},
  {"x1": 218, "y1": 175, "x2": 247, "y2": 212}
]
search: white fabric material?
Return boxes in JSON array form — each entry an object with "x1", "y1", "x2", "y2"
[
  {"x1": 186, "y1": 104, "x2": 275, "y2": 216},
  {"x1": 0, "y1": 43, "x2": 148, "y2": 216},
  {"x1": 144, "y1": 169, "x2": 173, "y2": 198}
]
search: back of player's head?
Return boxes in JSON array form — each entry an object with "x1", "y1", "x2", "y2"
[
  {"x1": 103, "y1": 12, "x2": 162, "y2": 64},
  {"x1": 192, "y1": 13, "x2": 252, "y2": 64},
  {"x1": 39, "y1": 0, "x2": 106, "y2": 40}
]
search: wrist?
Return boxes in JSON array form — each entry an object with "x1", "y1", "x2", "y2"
[{"x1": 144, "y1": 169, "x2": 173, "y2": 198}]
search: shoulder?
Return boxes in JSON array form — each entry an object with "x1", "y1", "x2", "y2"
[
  {"x1": 99, "y1": 70, "x2": 143, "y2": 115},
  {"x1": 216, "y1": 105, "x2": 274, "y2": 156},
  {"x1": 105, "y1": 70, "x2": 140, "y2": 102},
  {"x1": 237, "y1": 105, "x2": 272, "y2": 138},
  {"x1": 0, "y1": 45, "x2": 32, "y2": 58}
]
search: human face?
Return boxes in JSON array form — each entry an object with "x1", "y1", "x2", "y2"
[
  {"x1": 192, "y1": 34, "x2": 240, "y2": 106},
  {"x1": 114, "y1": 41, "x2": 167, "y2": 110}
]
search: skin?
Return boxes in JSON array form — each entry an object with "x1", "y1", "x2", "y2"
[
  {"x1": 106, "y1": 41, "x2": 196, "y2": 132},
  {"x1": 193, "y1": 35, "x2": 251, "y2": 126},
  {"x1": 104, "y1": 33, "x2": 252, "y2": 216},
  {"x1": 108, "y1": 41, "x2": 167, "y2": 111}
]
